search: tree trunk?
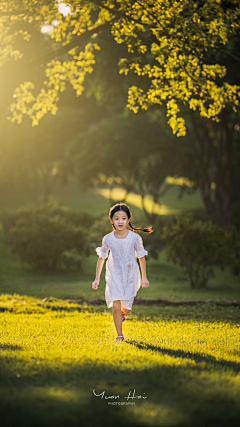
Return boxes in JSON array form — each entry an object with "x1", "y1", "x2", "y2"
[{"x1": 188, "y1": 110, "x2": 238, "y2": 228}]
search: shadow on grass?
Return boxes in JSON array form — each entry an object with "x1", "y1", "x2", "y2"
[
  {"x1": 0, "y1": 353, "x2": 240, "y2": 427},
  {"x1": 1, "y1": 302, "x2": 239, "y2": 325},
  {"x1": 0, "y1": 343, "x2": 23, "y2": 351},
  {"x1": 127, "y1": 341, "x2": 240, "y2": 373}
]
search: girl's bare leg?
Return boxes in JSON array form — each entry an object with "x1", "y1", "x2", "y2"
[{"x1": 112, "y1": 301, "x2": 123, "y2": 336}]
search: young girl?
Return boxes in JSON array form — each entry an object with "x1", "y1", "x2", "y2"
[{"x1": 92, "y1": 202, "x2": 153, "y2": 342}]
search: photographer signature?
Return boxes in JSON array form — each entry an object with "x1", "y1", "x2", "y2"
[{"x1": 93, "y1": 389, "x2": 147, "y2": 400}]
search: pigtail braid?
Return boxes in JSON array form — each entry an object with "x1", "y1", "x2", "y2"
[{"x1": 128, "y1": 221, "x2": 153, "y2": 234}]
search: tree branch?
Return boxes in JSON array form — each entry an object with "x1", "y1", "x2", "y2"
[
  {"x1": 29, "y1": 21, "x2": 114, "y2": 68},
  {"x1": 91, "y1": 0, "x2": 158, "y2": 29},
  {"x1": 4, "y1": 20, "x2": 114, "y2": 77},
  {"x1": 219, "y1": 49, "x2": 240, "y2": 64}
]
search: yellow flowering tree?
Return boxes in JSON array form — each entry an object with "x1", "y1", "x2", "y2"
[
  {"x1": 0, "y1": 1, "x2": 240, "y2": 227},
  {"x1": 0, "y1": 0, "x2": 239, "y2": 133}
]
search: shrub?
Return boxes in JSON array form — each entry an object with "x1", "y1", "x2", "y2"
[
  {"x1": 161, "y1": 213, "x2": 232, "y2": 288},
  {"x1": 2, "y1": 203, "x2": 94, "y2": 271}
]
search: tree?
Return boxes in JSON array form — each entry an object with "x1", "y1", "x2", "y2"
[
  {"x1": 0, "y1": 1, "x2": 239, "y2": 132},
  {"x1": 186, "y1": 108, "x2": 240, "y2": 227},
  {"x1": 0, "y1": 1, "x2": 240, "y2": 226}
]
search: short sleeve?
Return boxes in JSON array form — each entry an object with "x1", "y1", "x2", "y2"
[
  {"x1": 96, "y1": 236, "x2": 109, "y2": 259},
  {"x1": 135, "y1": 234, "x2": 148, "y2": 258}
]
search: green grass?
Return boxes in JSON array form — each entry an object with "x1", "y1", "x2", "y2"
[
  {"x1": 0, "y1": 294, "x2": 240, "y2": 427},
  {"x1": 0, "y1": 178, "x2": 239, "y2": 426}
]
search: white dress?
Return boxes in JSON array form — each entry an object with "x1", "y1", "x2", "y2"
[{"x1": 96, "y1": 230, "x2": 148, "y2": 310}]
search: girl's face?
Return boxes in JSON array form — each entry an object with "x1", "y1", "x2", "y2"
[{"x1": 110, "y1": 210, "x2": 130, "y2": 231}]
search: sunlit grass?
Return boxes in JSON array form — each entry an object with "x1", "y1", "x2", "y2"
[
  {"x1": 0, "y1": 294, "x2": 240, "y2": 426},
  {"x1": 1, "y1": 294, "x2": 240, "y2": 364},
  {"x1": 0, "y1": 177, "x2": 238, "y2": 426},
  {"x1": 165, "y1": 176, "x2": 194, "y2": 187},
  {"x1": 96, "y1": 188, "x2": 180, "y2": 215}
]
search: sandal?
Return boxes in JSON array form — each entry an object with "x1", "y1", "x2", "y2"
[
  {"x1": 116, "y1": 335, "x2": 124, "y2": 342},
  {"x1": 121, "y1": 311, "x2": 125, "y2": 322}
]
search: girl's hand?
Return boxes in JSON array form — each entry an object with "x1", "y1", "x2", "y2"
[
  {"x1": 141, "y1": 278, "x2": 149, "y2": 288},
  {"x1": 92, "y1": 279, "x2": 99, "y2": 290}
]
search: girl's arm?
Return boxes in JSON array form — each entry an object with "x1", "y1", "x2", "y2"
[
  {"x1": 92, "y1": 257, "x2": 105, "y2": 289},
  {"x1": 139, "y1": 257, "x2": 149, "y2": 288}
]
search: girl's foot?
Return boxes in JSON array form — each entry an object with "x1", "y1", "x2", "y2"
[
  {"x1": 121, "y1": 311, "x2": 126, "y2": 322},
  {"x1": 116, "y1": 335, "x2": 124, "y2": 342}
]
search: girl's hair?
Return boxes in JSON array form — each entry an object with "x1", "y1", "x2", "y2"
[{"x1": 109, "y1": 202, "x2": 153, "y2": 233}]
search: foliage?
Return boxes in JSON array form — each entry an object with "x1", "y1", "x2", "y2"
[
  {"x1": 0, "y1": 1, "x2": 239, "y2": 229},
  {"x1": 161, "y1": 213, "x2": 233, "y2": 289},
  {"x1": 1, "y1": 203, "x2": 95, "y2": 271},
  {"x1": 8, "y1": 42, "x2": 99, "y2": 125},
  {"x1": 115, "y1": 0, "x2": 240, "y2": 135},
  {"x1": 0, "y1": 1, "x2": 239, "y2": 135}
]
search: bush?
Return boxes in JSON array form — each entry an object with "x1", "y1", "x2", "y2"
[
  {"x1": 2, "y1": 203, "x2": 95, "y2": 271},
  {"x1": 161, "y1": 213, "x2": 232, "y2": 288}
]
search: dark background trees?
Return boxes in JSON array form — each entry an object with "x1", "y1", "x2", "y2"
[{"x1": 0, "y1": 0, "x2": 239, "y2": 229}]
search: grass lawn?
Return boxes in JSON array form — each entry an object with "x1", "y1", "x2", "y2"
[
  {"x1": 0, "y1": 180, "x2": 240, "y2": 426},
  {"x1": 0, "y1": 295, "x2": 240, "y2": 427}
]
